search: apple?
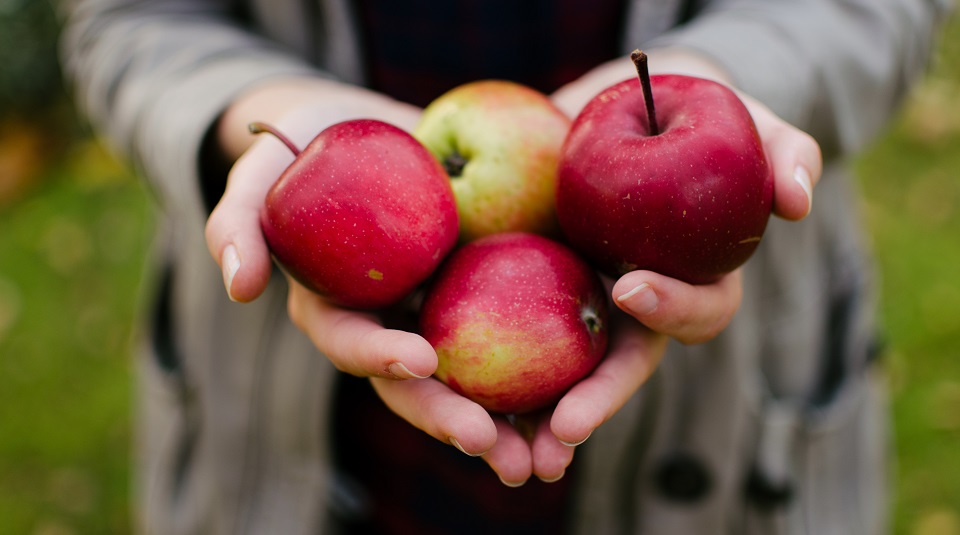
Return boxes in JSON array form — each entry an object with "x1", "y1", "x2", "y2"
[
  {"x1": 556, "y1": 50, "x2": 773, "y2": 284},
  {"x1": 256, "y1": 119, "x2": 459, "y2": 309},
  {"x1": 413, "y1": 80, "x2": 571, "y2": 243},
  {"x1": 419, "y1": 232, "x2": 609, "y2": 415}
]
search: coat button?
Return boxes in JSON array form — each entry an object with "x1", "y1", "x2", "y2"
[
  {"x1": 745, "y1": 466, "x2": 794, "y2": 510},
  {"x1": 655, "y1": 452, "x2": 712, "y2": 503}
]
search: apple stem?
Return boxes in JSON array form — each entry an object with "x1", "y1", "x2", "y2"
[
  {"x1": 631, "y1": 49, "x2": 660, "y2": 136},
  {"x1": 248, "y1": 122, "x2": 302, "y2": 156}
]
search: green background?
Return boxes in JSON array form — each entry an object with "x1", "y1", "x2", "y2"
[{"x1": 0, "y1": 3, "x2": 958, "y2": 534}]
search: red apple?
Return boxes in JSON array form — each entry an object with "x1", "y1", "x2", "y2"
[
  {"x1": 419, "y1": 232, "x2": 609, "y2": 415},
  {"x1": 556, "y1": 51, "x2": 773, "y2": 284},
  {"x1": 257, "y1": 119, "x2": 459, "y2": 309},
  {"x1": 413, "y1": 80, "x2": 571, "y2": 242}
]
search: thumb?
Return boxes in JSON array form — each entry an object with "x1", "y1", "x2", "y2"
[
  {"x1": 742, "y1": 96, "x2": 823, "y2": 221},
  {"x1": 204, "y1": 136, "x2": 294, "y2": 302}
]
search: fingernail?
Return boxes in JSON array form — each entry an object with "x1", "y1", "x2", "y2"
[
  {"x1": 449, "y1": 437, "x2": 484, "y2": 457},
  {"x1": 616, "y1": 283, "x2": 658, "y2": 316},
  {"x1": 559, "y1": 430, "x2": 592, "y2": 447},
  {"x1": 387, "y1": 362, "x2": 429, "y2": 380},
  {"x1": 498, "y1": 474, "x2": 527, "y2": 488},
  {"x1": 221, "y1": 244, "x2": 241, "y2": 302},
  {"x1": 538, "y1": 470, "x2": 566, "y2": 484},
  {"x1": 794, "y1": 166, "x2": 813, "y2": 217}
]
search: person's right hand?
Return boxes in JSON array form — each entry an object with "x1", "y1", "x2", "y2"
[
  {"x1": 204, "y1": 77, "x2": 442, "y2": 380},
  {"x1": 205, "y1": 77, "x2": 422, "y2": 304},
  {"x1": 202, "y1": 78, "x2": 504, "y2": 466}
]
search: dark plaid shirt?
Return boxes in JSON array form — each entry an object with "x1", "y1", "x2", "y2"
[
  {"x1": 353, "y1": 0, "x2": 628, "y2": 107},
  {"x1": 333, "y1": 1, "x2": 627, "y2": 533}
]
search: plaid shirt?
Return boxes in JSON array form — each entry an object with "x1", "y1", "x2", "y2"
[
  {"x1": 334, "y1": 2, "x2": 627, "y2": 533},
  {"x1": 353, "y1": 0, "x2": 628, "y2": 107},
  {"x1": 334, "y1": 376, "x2": 578, "y2": 534}
]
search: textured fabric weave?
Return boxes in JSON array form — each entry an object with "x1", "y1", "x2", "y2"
[
  {"x1": 336, "y1": 2, "x2": 625, "y2": 531},
  {"x1": 353, "y1": 0, "x2": 628, "y2": 107}
]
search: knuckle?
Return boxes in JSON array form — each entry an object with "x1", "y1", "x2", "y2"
[{"x1": 285, "y1": 293, "x2": 305, "y2": 328}]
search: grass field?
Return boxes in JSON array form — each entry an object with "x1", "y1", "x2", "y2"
[
  {"x1": 854, "y1": 14, "x2": 960, "y2": 534},
  {"x1": 1, "y1": 15, "x2": 958, "y2": 535},
  {"x1": 0, "y1": 136, "x2": 151, "y2": 534}
]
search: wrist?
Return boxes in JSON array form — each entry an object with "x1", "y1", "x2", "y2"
[
  {"x1": 552, "y1": 48, "x2": 736, "y2": 119},
  {"x1": 643, "y1": 46, "x2": 735, "y2": 87},
  {"x1": 215, "y1": 77, "x2": 420, "y2": 162}
]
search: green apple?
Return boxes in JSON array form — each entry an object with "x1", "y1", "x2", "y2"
[{"x1": 414, "y1": 80, "x2": 571, "y2": 242}]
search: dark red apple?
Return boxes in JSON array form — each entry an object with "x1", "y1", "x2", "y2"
[
  {"x1": 257, "y1": 119, "x2": 459, "y2": 309},
  {"x1": 556, "y1": 51, "x2": 773, "y2": 284},
  {"x1": 419, "y1": 232, "x2": 609, "y2": 415}
]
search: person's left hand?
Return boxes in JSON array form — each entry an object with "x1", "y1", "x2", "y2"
[
  {"x1": 442, "y1": 49, "x2": 820, "y2": 485},
  {"x1": 371, "y1": 50, "x2": 823, "y2": 486},
  {"x1": 370, "y1": 270, "x2": 744, "y2": 485}
]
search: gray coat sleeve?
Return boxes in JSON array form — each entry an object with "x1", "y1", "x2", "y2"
[
  {"x1": 646, "y1": 0, "x2": 953, "y2": 157},
  {"x1": 58, "y1": 0, "x2": 326, "y2": 215}
]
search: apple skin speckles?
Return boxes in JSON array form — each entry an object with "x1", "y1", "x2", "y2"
[
  {"x1": 420, "y1": 232, "x2": 609, "y2": 415},
  {"x1": 260, "y1": 119, "x2": 459, "y2": 309},
  {"x1": 557, "y1": 73, "x2": 772, "y2": 284}
]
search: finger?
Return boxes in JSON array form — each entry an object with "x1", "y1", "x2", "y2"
[
  {"x1": 551, "y1": 317, "x2": 668, "y2": 446},
  {"x1": 370, "y1": 376, "x2": 498, "y2": 456},
  {"x1": 288, "y1": 283, "x2": 438, "y2": 379},
  {"x1": 530, "y1": 414, "x2": 575, "y2": 483},
  {"x1": 550, "y1": 57, "x2": 629, "y2": 118},
  {"x1": 481, "y1": 418, "x2": 534, "y2": 487},
  {"x1": 611, "y1": 269, "x2": 742, "y2": 345},
  {"x1": 743, "y1": 98, "x2": 823, "y2": 222},
  {"x1": 767, "y1": 124, "x2": 822, "y2": 221},
  {"x1": 204, "y1": 136, "x2": 295, "y2": 302}
]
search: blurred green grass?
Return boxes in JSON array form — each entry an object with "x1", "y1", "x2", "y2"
[
  {"x1": 854, "y1": 12, "x2": 960, "y2": 534},
  {"x1": 0, "y1": 138, "x2": 153, "y2": 534},
  {"x1": 0, "y1": 9, "x2": 958, "y2": 535}
]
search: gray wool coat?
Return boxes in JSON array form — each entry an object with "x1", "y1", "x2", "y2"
[{"x1": 60, "y1": 0, "x2": 951, "y2": 533}]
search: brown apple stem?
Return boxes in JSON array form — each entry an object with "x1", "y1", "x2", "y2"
[
  {"x1": 630, "y1": 49, "x2": 660, "y2": 136},
  {"x1": 248, "y1": 122, "x2": 302, "y2": 156}
]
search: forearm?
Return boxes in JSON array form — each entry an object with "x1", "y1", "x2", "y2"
[
  {"x1": 216, "y1": 77, "x2": 421, "y2": 162},
  {"x1": 58, "y1": 0, "x2": 323, "y2": 211},
  {"x1": 550, "y1": 48, "x2": 736, "y2": 119},
  {"x1": 644, "y1": 0, "x2": 952, "y2": 157}
]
